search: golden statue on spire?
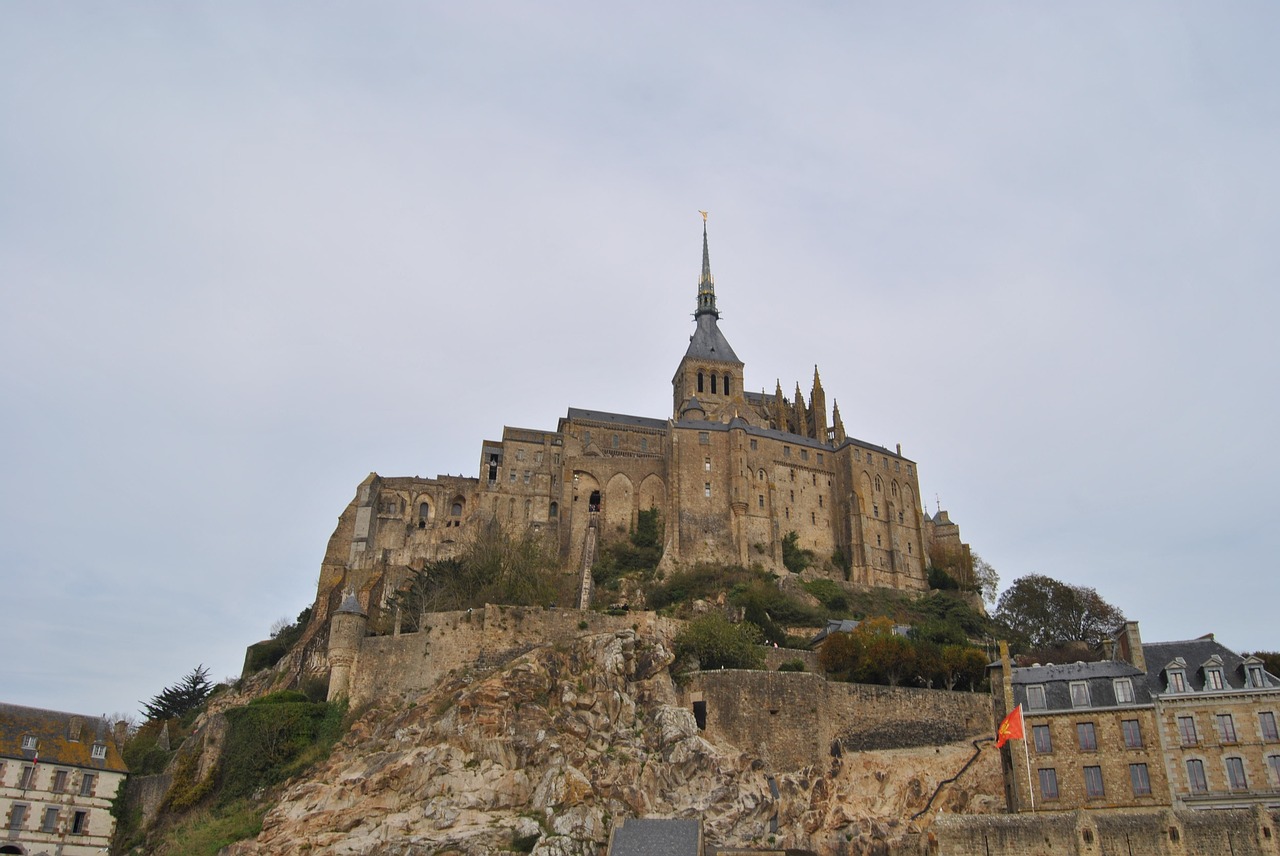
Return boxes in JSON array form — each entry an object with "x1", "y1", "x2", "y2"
[{"x1": 699, "y1": 210, "x2": 708, "y2": 222}]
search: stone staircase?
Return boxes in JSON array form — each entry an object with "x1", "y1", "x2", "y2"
[{"x1": 577, "y1": 512, "x2": 599, "y2": 609}]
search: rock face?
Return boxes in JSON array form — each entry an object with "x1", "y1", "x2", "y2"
[{"x1": 224, "y1": 631, "x2": 1001, "y2": 855}]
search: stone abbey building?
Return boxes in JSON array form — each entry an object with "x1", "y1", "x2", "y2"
[{"x1": 315, "y1": 224, "x2": 965, "y2": 618}]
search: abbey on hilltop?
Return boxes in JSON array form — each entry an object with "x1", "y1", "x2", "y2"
[{"x1": 314, "y1": 221, "x2": 967, "y2": 619}]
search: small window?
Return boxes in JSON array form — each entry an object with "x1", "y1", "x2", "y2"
[
  {"x1": 705, "y1": 457, "x2": 711, "y2": 472},
  {"x1": 790, "y1": 490, "x2": 794, "y2": 502},
  {"x1": 80, "y1": 773, "x2": 95, "y2": 796},
  {"x1": 1168, "y1": 670, "x2": 1187, "y2": 692},
  {"x1": 818, "y1": 495, "x2": 823, "y2": 508},
  {"x1": 523, "y1": 471, "x2": 531, "y2": 484},
  {"x1": 866, "y1": 452, "x2": 872, "y2": 464},
  {"x1": 611, "y1": 434, "x2": 620, "y2": 449},
  {"x1": 758, "y1": 495, "x2": 764, "y2": 508},
  {"x1": 21, "y1": 736, "x2": 36, "y2": 751},
  {"x1": 723, "y1": 373, "x2": 730, "y2": 395},
  {"x1": 8, "y1": 803, "x2": 27, "y2": 831},
  {"x1": 1033, "y1": 724, "x2": 1052, "y2": 754},
  {"x1": 1130, "y1": 763, "x2": 1152, "y2": 796},
  {"x1": 515, "y1": 449, "x2": 525, "y2": 461},
  {"x1": 895, "y1": 460, "x2": 901, "y2": 471},
  {"x1": 71, "y1": 809, "x2": 88, "y2": 834},
  {"x1": 1218, "y1": 714, "x2": 1238, "y2": 744},
  {"x1": 1070, "y1": 681, "x2": 1091, "y2": 708},
  {"x1": 1084, "y1": 765, "x2": 1105, "y2": 798},
  {"x1": 704, "y1": 483, "x2": 711, "y2": 498},
  {"x1": 758, "y1": 469, "x2": 765, "y2": 480},
  {"x1": 800, "y1": 449, "x2": 808, "y2": 461},
  {"x1": 584, "y1": 430, "x2": 591, "y2": 445},
  {"x1": 874, "y1": 504, "x2": 880, "y2": 518},
  {"x1": 1114, "y1": 678, "x2": 1135, "y2": 704},
  {"x1": 1122, "y1": 719, "x2": 1143, "y2": 748},
  {"x1": 1187, "y1": 759, "x2": 1208, "y2": 793},
  {"x1": 640, "y1": 437, "x2": 648, "y2": 452},
  {"x1": 711, "y1": 374, "x2": 717, "y2": 394},
  {"x1": 697, "y1": 372, "x2": 704, "y2": 393},
  {"x1": 451, "y1": 502, "x2": 463, "y2": 517},
  {"x1": 1268, "y1": 754, "x2": 1280, "y2": 786},
  {"x1": 699, "y1": 432, "x2": 710, "y2": 445},
  {"x1": 811, "y1": 473, "x2": 816, "y2": 486},
  {"x1": 789, "y1": 469, "x2": 795, "y2": 482},
  {"x1": 749, "y1": 438, "x2": 757, "y2": 450},
  {"x1": 52, "y1": 769, "x2": 68, "y2": 792},
  {"x1": 1226, "y1": 756, "x2": 1248, "y2": 791},
  {"x1": 811, "y1": 512, "x2": 816, "y2": 524},
  {"x1": 1260, "y1": 711, "x2": 1279, "y2": 742},
  {"x1": 1206, "y1": 668, "x2": 1224, "y2": 690},
  {"x1": 898, "y1": 511, "x2": 904, "y2": 523},
  {"x1": 1039, "y1": 768, "x2": 1059, "y2": 800},
  {"x1": 18, "y1": 765, "x2": 35, "y2": 789},
  {"x1": 1178, "y1": 716, "x2": 1198, "y2": 746},
  {"x1": 41, "y1": 807, "x2": 58, "y2": 833},
  {"x1": 1249, "y1": 665, "x2": 1266, "y2": 687},
  {"x1": 1077, "y1": 722, "x2": 1098, "y2": 751},
  {"x1": 783, "y1": 446, "x2": 791, "y2": 458},
  {"x1": 1026, "y1": 685, "x2": 1047, "y2": 710},
  {"x1": 817, "y1": 453, "x2": 823, "y2": 464},
  {"x1": 509, "y1": 471, "x2": 517, "y2": 483}
]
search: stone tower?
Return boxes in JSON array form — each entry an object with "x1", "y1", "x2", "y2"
[
  {"x1": 671, "y1": 220, "x2": 745, "y2": 421},
  {"x1": 326, "y1": 591, "x2": 368, "y2": 701}
]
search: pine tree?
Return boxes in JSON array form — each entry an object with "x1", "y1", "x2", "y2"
[{"x1": 140, "y1": 665, "x2": 213, "y2": 721}]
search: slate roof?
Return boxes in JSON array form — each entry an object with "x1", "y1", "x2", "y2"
[
  {"x1": 810, "y1": 618, "x2": 911, "y2": 646},
  {"x1": 1141, "y1": 637, "x2": 1280, "y2": 695},
  {"x1": 0, "y1": 703, "x2": 128, "y2": 773},
  {"x1": 1010, "y1": 660, "x2": 1152, "y2": 711},
  {"x1": 609, "y1": 817, "x2": 701, "y2": 856},
  {"x1": 564, "y1": 408, "x2": 669, "y2": 431},
  {"x1": 683, "y1": 313, "x2": 741, "y2": 364}
]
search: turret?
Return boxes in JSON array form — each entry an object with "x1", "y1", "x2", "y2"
[
  {"x1": 810, "y1": 365, "x2": 828, "y2": 444},
  {"x1": 793, "y1": 384, "x2": 809, "y2": 438},
  {"x1": 832, "y1": 399, "x2": 846, "y2": 444},
  {"x1": 327, "y1": 591, "x2": 368, "y2": 701}
]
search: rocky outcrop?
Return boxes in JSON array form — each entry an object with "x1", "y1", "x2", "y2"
[{"x1": 223, "y1": 630, "x2": 1001, "y2": 855}]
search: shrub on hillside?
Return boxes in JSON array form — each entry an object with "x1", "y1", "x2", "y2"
[{"x1": 674, "y1": 613, "x2": 765, "y2": 671}]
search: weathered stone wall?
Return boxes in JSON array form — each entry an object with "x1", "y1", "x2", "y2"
[
  {"x1": 934, "y1": 806, "x2": 1280, "y2": 856},
  {"x1": 125, "y1": 772, "x2": 173, "y2": 826},
  {"x1": 686, "y1": 670, "x2": 990, "y2": 772},
  {"x1": 346, "y1": 605, "x2": 683, "y2": 707}
]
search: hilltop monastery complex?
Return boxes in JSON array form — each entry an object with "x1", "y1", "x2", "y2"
[{"x1": 314, "y1": 222, "x2": 967, "y2": 618}]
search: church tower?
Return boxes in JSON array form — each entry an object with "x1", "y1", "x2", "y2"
[{"x1": 672, "y1": 217, "x2": 745, "y2": 421}]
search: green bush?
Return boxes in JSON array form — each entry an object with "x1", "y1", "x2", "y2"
[
  {"x1": 217, "y1": 701, "x2": 346, "y2": 803},
  {"x1": 249, "y1": 690, "x2": 310, "y2": 706},
  {"x1": 781, "y1": 531, "x2": 814, "y2": 573},
  {"x1": 778, "y1": 659, "x2": 806, "y2": 672},
  {"x1": 801, "y1": 578, "x2": 850, "y2": 613},
  {"x1": 674, "y1": 613, "x2": 765, "y2": 671}
]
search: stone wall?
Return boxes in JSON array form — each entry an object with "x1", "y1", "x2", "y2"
[
  {"x1": 933, "y1": 806, "x2": 1280, "y2": 856},
  {"x1": 346, "y1": 605, "x2": 683, "y2": 707},
  {"x1": 685, "y1": 670, "x2": 990, "y2": 772}
]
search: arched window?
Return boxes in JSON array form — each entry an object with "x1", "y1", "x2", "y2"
[
  {"x1": 724, "y1": 374, "x2": 731, "y2": 395},
  {"x1": 891, "y1": 482, "x2": 899, "y2": 498},
  {"x1": 451, "y1": 499, "x2": 464, "y2": 517},
  {"x1": 549, "y1": 501, "x2": 558, "y2": 518},
  {"x1": 874, "y1": 476, "x2": 882, "y2": 492},
  {"x1": 697, "y1": 372, "x2": 704, "y2": 393},
  {"x1": 419, "y1": 501, "x2": 430, "y2": 520},
  {"x1": 711, "y1": 374, "x2": 718, "y2": 394},
  {"x1": 758, "y1": 469, "x2": 765, "y2": 480}
]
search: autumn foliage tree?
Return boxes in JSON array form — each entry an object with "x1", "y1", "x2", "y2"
[{"x1": 994, "y1": 574, "x2": 1125, "y2": 651}]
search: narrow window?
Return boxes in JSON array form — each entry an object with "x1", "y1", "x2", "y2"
[
  {"x1": 1130, "y1": 763, "x2": 1152, "y2": 796},
  {"x1": 1070, "y1": 681, "x2": 1091, "y2": 708},
  {"x1": 8, "y1": 804, "x2": 25, "y2": 830},
  {"x1": 1033, "y1": 724, "x2": 1052, "y2": 754},
  {"x1": 451, "y1": 501, "x2": 463, "y2": 517},
  {"x1": 1261, "y1": 711, "x2": 1279, "y2": 742},
  {"x1": 711, "y1": 374, "x2": 718, "y2": 394},
  {"x1": 876, "y1": 534, "x2": 881, "y2": 546},
  {"x1": 1122, "y1": 719, "x2": 1143, "y2": 748},
  {"x1": 895, "y1": 460, "x2": 901, "y2": 472},
  {"x1": 699, "y1": 432, "x2": 710, "y2": 445},
  {"x1": 898, "y1": 511, "x2": 904, "y2": 523},
  {"x1": 758, "y1": 495, "x2": 764, "y2": 508},
  {"x1": 789, "y1": 469, "x2": 795, "y2": 481},
  {"x1": 800, "y1": 449, "x2": 808, "y2": 461},
  {"x1": 80, "y1": 772, "x2": 95, "y2": 796},
  {"x1": 1077, "y1": 722, "x2": 1098, "y2": 751},
  {"x1": 523, "y1": 471, "x2": 531, "y2": 484},
  {"x1": 704, "y1": 483, "x2": 711, "y2": 498},
  {"x1": 584, "y1": 430, "x2": 591, "y2": 445},
  {"x1": 640, "y1": 437, "x2": 648, "y2": 452},
  {"x1": 1268, "y1": 754, "x2": 1280, "y2": 786},
  {"x1": 1249, "y1": 665, "x2": 1266, "y2": 687},
  {"x1": 789, "y1": 490, "x2": 794, "y2": 502},
  {"x1": 758, "y1": 469, "x2": 765, "y2": 480},
  {"x1": 693, "y1": 700, "x2": 707, "y2": 730},
  {"x1": 783, "y1": 446, "x2": 791, "y2": 458},
  {"x1": 1039, "y1": 768, "x2": 1059, "y2": 800},
  {"x1": 1218, "y1": 714, "x2": 1238, "y2": 744},
  {"x1": 1226, "y1": 757, "x2": 1248, "y2": 791},
  {"x1": 1084, "y1": 765, "x2": 1105, "y2": 798},
  {"x1": 18, "y1": 765, "x2": 34, "y2": 789},
  {"x1": 1178, "y1": 716, "x2": 1198, "y2": 746},
  {"x1": 41, "y1": 807, "x2": 58, "y2": 833},
  {"x1": 611, "y1": 434, "x2": 619, "y2": 449},
  {"x1": 1113, "y1": 678, "x2": 1135, "y2": 704},
  {"x1": 705, "y1": 457, "x2": 711, "y2": 472},
  {"x1": 509, "y1": 471, "x2": 517, "y2": 483},
  {"x1": 548, "y1": 501, "x2": 558, "y2": 518},
  {"x1": 874, "y1": 504, "x2": 879, "y2": 518},
  {"x1": 866, "y1": 452, "x2": 872, "y2": 464},
  {"x1": 523, "y1": 499, "x2": 531, "y2": 518},
  {"x1": 818, "y1": 496, "x2": 823, "y2": 508},
  {"x1": 71, "y1": 810, "x2": 87, "y2": 834},
  {"x1": 723, "y1": 374, "x2": 730, "y2": 395},
  {"x1": 52, "y1": 769, "x2": 68, "y2": 792},
  {"x1": 811, "y1": 512, "x2": 816, "y2": 524},
  {"x1": 811, "y1": 473, "x2": 816, "y2": 485},
  {"x1": 1187, "y1": 759, "x2": 1208, "y2": 792},
  {"x1": 1206, "y1": 669, "x2": 1224, "y2": 690},
  {"x1": 817, "y1": 453, "x2": 824, "y2": 464},
  {"x1": 750, "y1": 439, "x2": 757, "y2": 450},
  {"x1": 697, "y1": 372, "x2": 704, "y2": 393},
  {"x1": 1168, "y1": 670, "x2": 1187, "y2": 692}
]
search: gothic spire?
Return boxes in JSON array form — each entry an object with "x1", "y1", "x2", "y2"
[
  {"x1": 832, "y1": 399, "x2": 846, "y2": 444},
  {"x1": 695, "y1": 213, "x2": 718, "y2": 319}
]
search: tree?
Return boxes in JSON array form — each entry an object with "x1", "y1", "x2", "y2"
[
  {"x1": 673, "y1": 613, "x2": 765, "y2": 671},
  {"x1": 140, "y1": 665, "x2": 213, "y2": 721},
  {"x1": 970, "y1": 552, "x2": 999, "y2": 605},
  {"x1": 855, "y1": 617, "x2": 915, "y2": 686},
  {"x1": 939, "y1": 645, "x2": 989, "y2": 691},
  {"x1": 781, "y1": 531, "x2": 814, "y2": 574},
  {"x1": 994, "y1": 575, "x2": 1125, "y2": 651}
]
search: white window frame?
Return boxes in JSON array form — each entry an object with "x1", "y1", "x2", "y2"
[
  {"x1": 1113, "y1": 678, "x2": 1135, "y2": 704},
  {"x1": 1070, "y1": 681, "x2": 1092, "y2": 708},
  {"x1": 1026, "y1": 685, "x2": 1047, "y2": 710}
]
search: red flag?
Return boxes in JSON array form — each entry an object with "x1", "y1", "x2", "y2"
[{"x1": 996, "y1": 705, "x2": 1024, "y2": 748}]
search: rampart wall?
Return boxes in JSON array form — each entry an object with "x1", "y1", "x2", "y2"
[
  {"x1": 686, "y1": 670, "x2": 991, "y2": 772},
  {"x1": 933, "y1": 807, "x2": 1280, "y2": 856}
]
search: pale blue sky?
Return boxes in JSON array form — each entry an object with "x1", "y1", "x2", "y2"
[{"x1": 2, "y1": 3, "x2": 1278, "y2": 718}]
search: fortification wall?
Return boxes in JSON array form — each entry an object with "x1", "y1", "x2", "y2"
[
  {"x1": 347, "y1": 606, "x2": 682, "y2": 706},
  {"x1": 933, "y1": 807, "x2": 1280, "y2": 856},
  {"x1": 687, "y1": 670, "x2": 990, "y2": 772}
]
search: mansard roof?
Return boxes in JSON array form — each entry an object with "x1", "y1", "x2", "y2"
[
  {"x1": 0, "y1": 702, "x2": 128, "y2": 773},
  {"x1": 1141, "y1": 637, "x2": 1280, "y2": 694},
  {"x1": 1010, "y1": 660, "x2": 1152, "y2": 711}
]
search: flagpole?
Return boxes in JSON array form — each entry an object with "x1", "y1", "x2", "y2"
[{"x1": 1023, "y1": 734, "x2": 1035, "y2": 812}]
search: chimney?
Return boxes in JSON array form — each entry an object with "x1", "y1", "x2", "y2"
[
  {"x1": 68, "y1": 717, "x2": 83, "y2": 742},
  {"x1": 1101, "y1": 638, "x2": 1115, "y2": 661},
  {"x1": 1114, "y1": 621, "x2": 1146, "y2": 672}
]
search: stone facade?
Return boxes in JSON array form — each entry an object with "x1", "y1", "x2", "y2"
[
  {"x1": 0, "y1": 704, "x2": 128, "y2": 856},
  {"x1": 312, "y1": 223, "x2": 967, "y2": 624},
  {"x1": 991, "y1": 622, "x2": 1280, "y2": 815}
]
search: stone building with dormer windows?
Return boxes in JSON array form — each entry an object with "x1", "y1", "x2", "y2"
[
  {"x1": 0, "y1": 703, "x2": 128, "y2": 856},
  {"x1": 312, "y1": 222, "x2": 968, "y2": 624},
  {"x1": 992, "y1": 621, "x2": 1280, "y2": 814}
]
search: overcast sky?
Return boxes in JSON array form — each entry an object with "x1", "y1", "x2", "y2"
[{"x1": 3, "y1": 3, "x2": 1278, "y2": 719}]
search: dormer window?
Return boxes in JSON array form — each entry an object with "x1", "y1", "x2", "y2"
[
  {"x1": 1244, "y1": 657, "x2": 1268, "y2": 688},
  {"x1": 91, "y1": 743, "x2": 107, "y2": 760},
  {"x1": 1165, "y1": 658, "x2": 1188, "y2": 693},
  {"x1": 1113, "y1": 678, "x2": 1135, "y2": 705},
  {"x1": 1026, "y1": 685, "x2": 1047, "y2": 710},
  {"x1": 1250, "y1": 665, "x2": 1267, "y2": 688},
  {"x1": 1205, "y1": 668, "x2": 1224, "y2": 690},
  {"x1": 21, "y1": 735, "x2": 37, "y2": 751},
  {"x1": 1070, "y1": 681, "x2": 1092, "y2": 708}
]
